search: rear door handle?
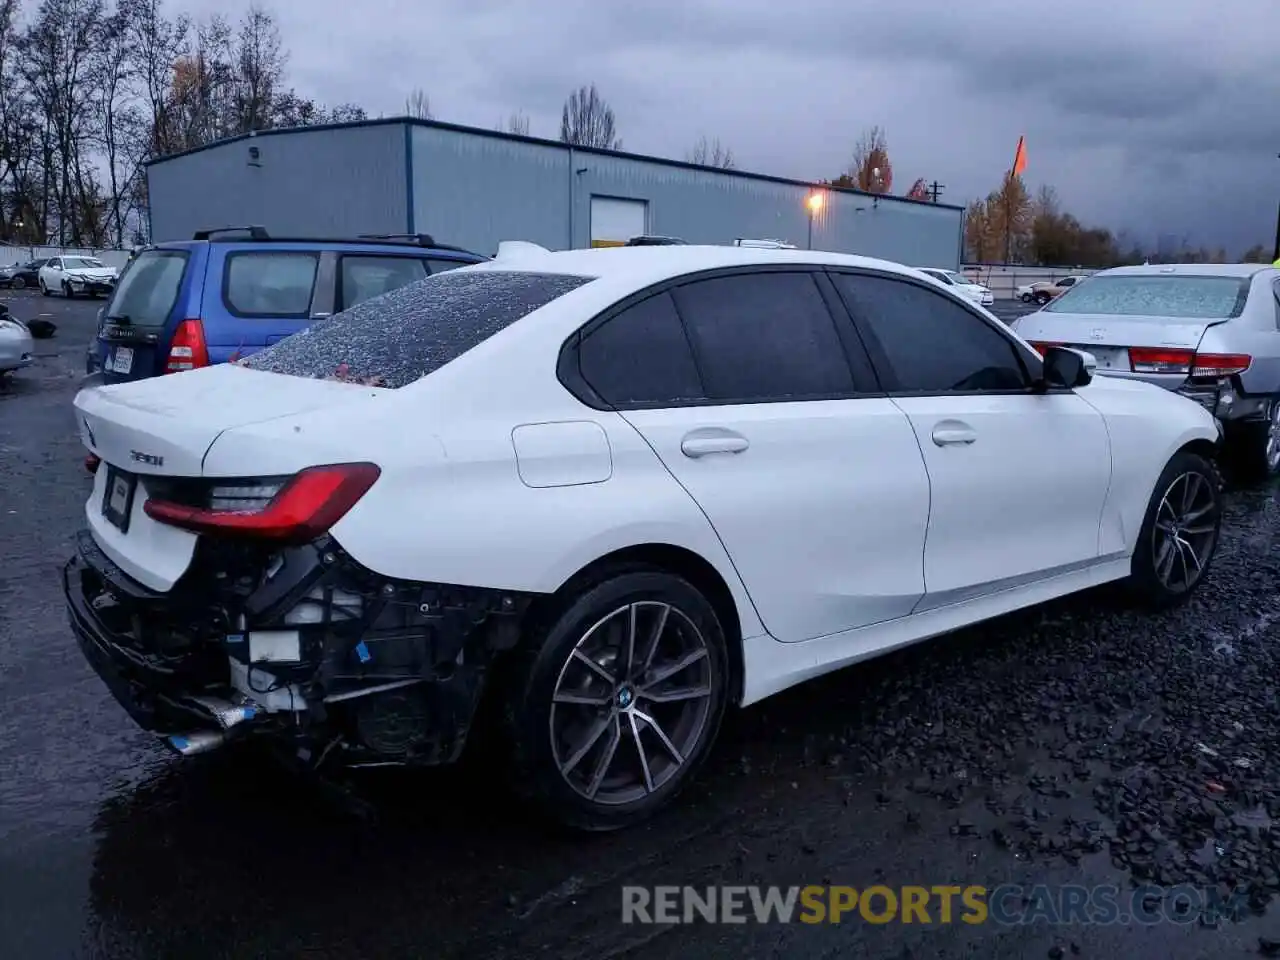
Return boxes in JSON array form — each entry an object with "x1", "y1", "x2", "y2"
[
  {"x1": 931, "y1": 420, "x2": 977, "y2": 447},
  {"x1": 681, "y1": 428, "x2": 750, "y2": 458}
]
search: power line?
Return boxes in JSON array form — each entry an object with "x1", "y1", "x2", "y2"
[{"x1": 927, "y1": 181, "x2": 945, "y2": 203}]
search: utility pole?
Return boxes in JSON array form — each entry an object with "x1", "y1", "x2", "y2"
[
  {"x1": 927, "y1": 181, "x2": 945, "y2": 203},
  {"x1": 1273, "y1": 153, "x2": 1280, "y2": 263}
]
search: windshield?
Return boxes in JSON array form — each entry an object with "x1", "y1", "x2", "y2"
[
  {"x1": 923, "y1": 269, "x2": 953, "y2": 285},
  {"x1": 64, "y1": 256, "x2": 106, "y2": 269},
  {"x1": 1046, "y1": 274, "x2": 1250, "y2": 319},
  {"x1": 241, "y1": 269, "x2": 592, "y2": 388}
]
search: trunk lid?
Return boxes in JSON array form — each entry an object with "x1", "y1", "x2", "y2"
[
  {"x1": 75, "y1": 363, "x2": 381, "y2": 475},
  {"x1": 1015, "y1": 311, "x2": 1227, "y2": 387},
  {"x1": 74, "y1": 364, "x2": 387, "y2": 592}
]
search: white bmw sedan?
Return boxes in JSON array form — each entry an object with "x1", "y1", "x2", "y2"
[{"x1": 66, "y1": 243, "x2": 1224, "y2": 831}]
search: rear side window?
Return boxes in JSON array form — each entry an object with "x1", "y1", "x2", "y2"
[
  {"x1": 224, "y1": 251, "x2": 320, "y2": 317},
  {"x1": 1046, "y1": 275, "x2": 1249, "y2": 319},
  {"x1": 241, "y1": 270, "x2": 591, "y2": 388},
  {"x1": 427, "y1": 258, "x2": 470, "y2": 274},
  {"x1": 102, "y1": 250, "x2": 189, "y2": 330},
  {"x1": 578, "y1": 292, "x2": 703, "y2": 405},
  {"x1": 339, "y1": 255, "x2": 428, "y2": 310},
  {"x1": 670, "y1": 272, "x2": 857, "y2": 401}
]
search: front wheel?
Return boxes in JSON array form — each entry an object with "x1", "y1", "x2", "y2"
[
  {"x1": 39, "y1": 279, "x2": 49, "y2": 296},
  {"x1": 62, "y1": 281, "x2": 74, "y2": 299},
  {"x1": 504, "y1": 569, "x2": 730, "y2": 832},
  {"x1": 1125, "y1": 450, "x2": 1221, "y2": 608},
  {"x1": 1020, "y1": 293, "x2": 1033, "y2": 303},
  {"x1": 12, "y1": 276, "x2": 25, "y2": 290},
  {"x1": 1035, "y1": 292, "x2": 1052, "y2": 305}
]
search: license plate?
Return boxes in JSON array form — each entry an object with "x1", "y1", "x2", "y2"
[
  {"x1": 110, "y1": 346, "x2": 133, "y2": 374},
  {"x1": 101, "y1": 466, "x2": 137, "y2": 533},
  {"x1": 1070, "y1": 345, "x2": 1128, "y2": 371}
]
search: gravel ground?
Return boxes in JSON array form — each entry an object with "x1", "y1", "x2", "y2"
[{"x1": 4, "y1": 293, "x2": 1280, "y2": 959}]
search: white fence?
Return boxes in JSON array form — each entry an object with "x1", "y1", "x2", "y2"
[
  {"x1": 961, "y1": 264, "x2": 1104, "y2": 300},
  {"x1": 0, "y1": 244, "x2": 132, "y2": 270}
]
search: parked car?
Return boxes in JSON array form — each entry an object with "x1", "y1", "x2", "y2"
[
  {"x1": 39, "y1": 255, "x2": 120, "y2": 298},
  {"x1": 918, "y1": 267, "x2": 995, "y2": 306},
  {"x1": 1019, "y1": 274, "x2": 1089, "y2": 305},
  {"x1": 66, "y1": 243, "x2": 1225, "y2": 830},
  {"x1": 89, "y1": 226, "x2": 487, "y2": 384},
  {"x1": 0, "y1": 304, "x2": 32, "y2": 375},
  {"x1": 1013, "y1": 262, "x2": 1280, "y2": 478},
  {"x1": 625, "y1": 235, "x2": 688, "y2": 246},
  {"x1": 0, "y1": 258, "x2": 49, "y2": 289},
  {"x1": 732, "y1": 238, "x2": 798, "y2": 249}
]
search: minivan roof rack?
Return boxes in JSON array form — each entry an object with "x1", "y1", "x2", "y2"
[{"x1": 193, "y1": 225, "x2": 270, "y2": 240}]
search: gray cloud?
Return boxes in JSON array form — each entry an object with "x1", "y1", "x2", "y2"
[{"x1": 174, "y1": 0, "x2": 1280, "y2": 254}]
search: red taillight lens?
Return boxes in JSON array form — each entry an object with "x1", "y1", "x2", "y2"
[
  {"x1": 165, "y1": 319, "x2": 209, "y2": 373},
  {"x1": 144, "y1": 462, "x2": 381, "y2": 543},
  {"x1": 1027, "y1": 341, "x2": 1064, "y2": 356},
  {"x1": 1191, "y1": 353, "x2": 1251, "y2": 377},
  {"x1": 85, "y1": 453, "x2": 100, "y2": 474},
  {"x1": 1128, "y1": 347, "x2": 1194, "y2": 374}
]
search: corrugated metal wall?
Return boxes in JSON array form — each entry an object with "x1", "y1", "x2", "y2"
[
  {"x1": 146, "y1": 124, "x2": 409, "y2": 242},
  {"x1": 146, "y1": 120, "x2": 963, "y2": 268},
  {"x1": 411, "y1": 125, "x2": 963, "y2": 267}
]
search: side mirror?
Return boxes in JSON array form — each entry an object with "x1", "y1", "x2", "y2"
[{"x1": 1041, "y1": 346, "x2": 1092, "y2": 389}]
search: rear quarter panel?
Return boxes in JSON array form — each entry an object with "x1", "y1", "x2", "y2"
[
  {"x1": 1076, "y1": 376, "x2": 1220, "y2": 556},
  {"x1": 200, "y1": 330, "x2": 766, "y2": 641},
  {"x1": 1199, "y1": 276, "x2": 1280, "y2": 396}
]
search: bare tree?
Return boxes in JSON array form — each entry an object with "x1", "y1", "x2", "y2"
[
  {"x1": 559, "y1": 83, "x2": 619, "y2": 149},
  {"x1": 686, "y1": 135, "x2": 734, "y2": 169},
  {"x1": 231, "y1": 4, "x2": 285, "y2": 132},
  {"x1": 93, "y1": 4, "x2": 141, "y2": 245},
  {"x1": 404, "y1": 87, "x2": 432, "y2": 120},
  {"x1": 121, "y1": 0, "x2": 189, "y2": 157},
  {"x1": 501, "y1": 110, "x2": 530, "y2": 136}
]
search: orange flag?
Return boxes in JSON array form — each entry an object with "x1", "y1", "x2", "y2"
[{"x1": 1012, "y1": 136, "x2": 1027, "y2": 177}]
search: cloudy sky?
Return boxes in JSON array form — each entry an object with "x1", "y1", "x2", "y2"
[{"x1": 176, "y1": 0, "x2": 1279, "y2": 256}]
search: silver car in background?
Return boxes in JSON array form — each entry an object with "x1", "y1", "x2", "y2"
[
  {"x1": 1013, "y1": 263, "x2": 1280, "y2": 476},
  {"x1": 0, "y1": 306, "x2": 33, "y2": 376}
]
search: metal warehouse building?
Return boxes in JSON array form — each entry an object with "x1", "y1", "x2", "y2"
[{"x1": 146, "y1": 118, "x2": 964, "y2": 267}]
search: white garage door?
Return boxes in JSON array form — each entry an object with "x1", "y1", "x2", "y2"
[{"x1": 590, "y1": 197, "x2": 648, "y2": 248}]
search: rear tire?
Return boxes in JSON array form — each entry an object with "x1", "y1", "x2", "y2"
[
  {"x1": 1020, "y1": 293, "x2": 1033, "y2": 303},
  {"x1": 503, "y1": 568, "x2": 729, "y2": 832},
  {"x1": 1125, "y1": 450, "x2": 1221, "y2": 608},
  {"x1": 1230, "y1": 400, "x2": 1280, "y2": 481}
]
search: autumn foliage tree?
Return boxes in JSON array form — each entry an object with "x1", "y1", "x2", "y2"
[{"x1": 830, "y1": 125, "x2": 892, "y2": 193}]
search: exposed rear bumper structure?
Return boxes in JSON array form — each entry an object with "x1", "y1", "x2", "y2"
[{"x1": 64, "y1": 528, "x2": 536, "y2": 769}]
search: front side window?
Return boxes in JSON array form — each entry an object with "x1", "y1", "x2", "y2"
[
  {"x1": 224, "y1": 251, "x2": 320, "y2": 317},
  {"x1": 833, "y1": 273, "x2": 1029, "y2": 393},
  {"x1": 242, "y1": 269, "x2": 591, "y2": 388},
  {"x1": 578, "y1": 291, "x2": 703, "y2": 406},
  {"x1": 339, "y1": 255, "x2": 429, "y2": 310},
  {"x1": 670, "y1": 271, "x2": 858, "y2": 402}
]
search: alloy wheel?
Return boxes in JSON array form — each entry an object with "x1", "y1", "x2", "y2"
[
  {"x1": 1264, "y1": 403, "x2": 1280, "y2": 474},
  {"x1": 1151, "y1": 470, "x2": 1218, "y2": 592},
  {"x1": 549, "y1": 601, "x2": 713, "y2": 805}
]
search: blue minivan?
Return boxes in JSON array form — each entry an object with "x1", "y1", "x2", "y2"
[{"x1": 91, "y1": 226, "x2": 487, "y2": 383}]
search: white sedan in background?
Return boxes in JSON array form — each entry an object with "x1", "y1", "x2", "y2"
[
  {"x1": 67, "y1": 243, "x2": 1223, "y2": 831},
  {"x1": 919, "y1": 267, "x2": 995, "y2": 306},
  {"x1": 0, "y1": 305, "x2": 32, "y2": 375},
  {"x1": 38, "y1": 255, "x2": 119, "y2": 298}
]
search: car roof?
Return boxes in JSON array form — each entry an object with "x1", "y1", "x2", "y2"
[
  {"x1": 146, "y1": 238, "x2": 486, "y2": 258},
  {"x1": 471, "y1": 243, "x2": 926, "y2": 286},
  {"x1": 1093, "y1": 263, "x2": 1273, "y2": 279}
]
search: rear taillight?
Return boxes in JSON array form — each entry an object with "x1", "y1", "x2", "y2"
[
  {"x1": 1128, "y1": 347, "x2": 1193, "y2": 374},
  {"x1": 85, "y1": 453, "x2": 100, "y2": 474},
  {"x1": 165, "y1": 319, "x2": 209, "y2": 373},
  {"x1": 1027, "y1": 341, "x2": 1063, "y2": 356},
  {"x1": 144, "y1": 462, "x2": 381, "y2": 543},
  {"x1": 1191, "y1": 353, "x2": 1252, "y2": 377},
  {"x1": 1127, "y1": 348, "x2": 1252, "y2": 378}
]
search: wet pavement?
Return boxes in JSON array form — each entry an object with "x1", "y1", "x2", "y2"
[{"x1": 5, "y1": 293, "x2": 1280, "y2": 958}]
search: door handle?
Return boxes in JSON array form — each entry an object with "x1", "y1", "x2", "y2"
[
  {"x1": 680, "y1": 429, "x2": 750, "y2": 458},
  {"x1": 931, "y1": 421, "x2": 977, "y2": 447}
]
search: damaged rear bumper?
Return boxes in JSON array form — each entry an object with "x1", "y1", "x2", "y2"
[{"x1": 63, "y1": 528, "x2": 535, "y2": 768}]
